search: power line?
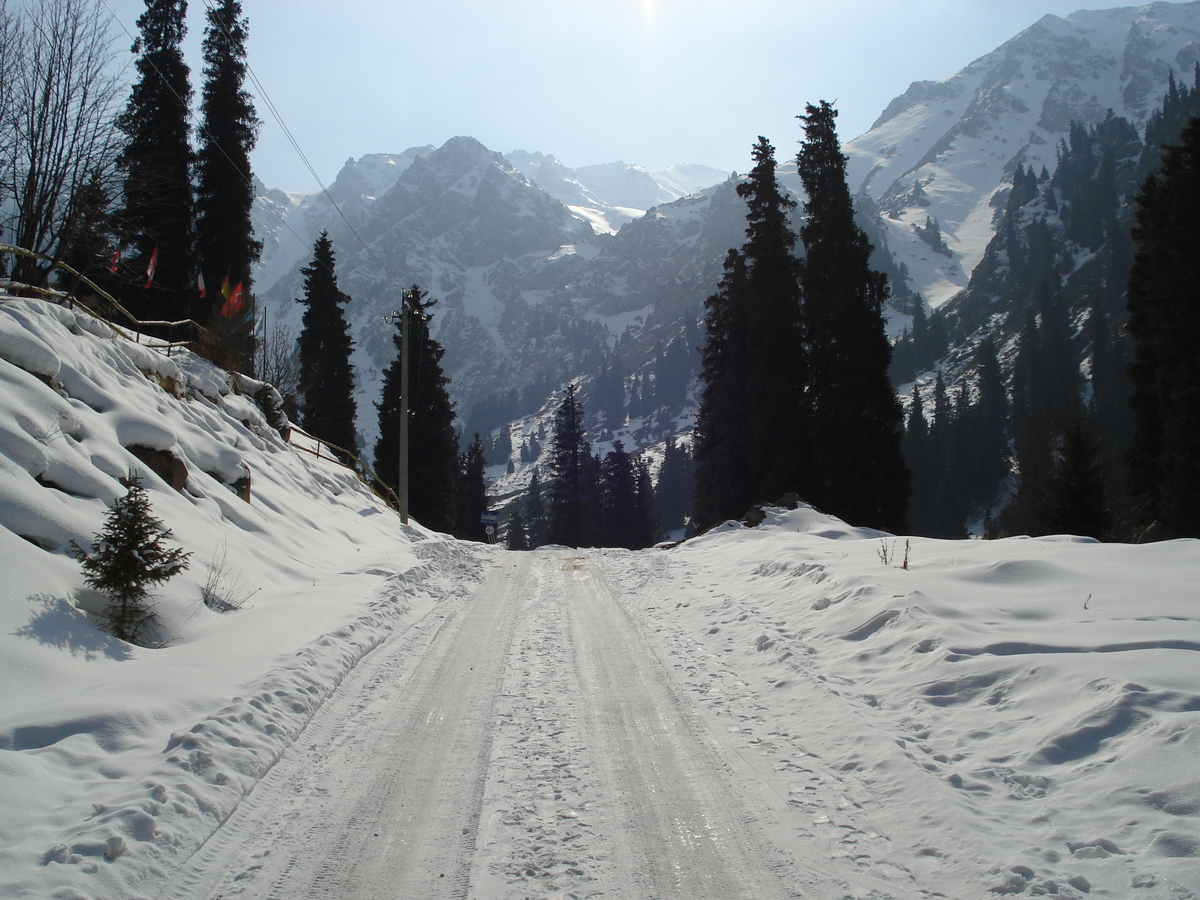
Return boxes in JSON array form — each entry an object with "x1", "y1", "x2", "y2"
[
  {"x1": 197, "y1": 0, "x2": 397, "y2": 283},
  {"x1": 99, "y1": 0, "x2": 388, "y2": 284}
]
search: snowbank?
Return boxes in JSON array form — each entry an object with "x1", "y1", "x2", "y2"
[
  {"x1": 0, "y1": 296, "x2": 479, "y2": 898},
  {"x1": 606, "y1": 504, "x2": 1200, "y2": 896}
]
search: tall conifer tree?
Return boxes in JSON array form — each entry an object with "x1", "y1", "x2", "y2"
[
  {"x1": 525, "y1": 469, "x2": 548, "y2": 549},
  {"x1": 656, "y1": 436, "x2": 694, "y2": 534},
  {"x1": 547, "y1": 384, "x2": 595, "y2": 547},
  {"x1": 694, "y1": 138, "x2": 807, "y2": 529},
  {"x1": 693, "y1": 250, "x2": 753, "y2": 528},
  {"x1": 739, "y1": 137, "x2": 808, "y2": 499},
  {"x1": 195, "y1": 0, "x2": 260, "y2": 367},
  {"x1": 297, "y1": 232, "x2": 357, "y2": 456},
  {"x1": 455, "y1": 433, "x2": 490, "y2": 541},
  {"x1": 374, "y1": 286, "x2": 457, "y2": 533},
  {"x1": 114, "y1": 0, "x2": 194, "y2": 323},
  {"x1": 797, "y1": 101, "x2": 908, "y2": 532},
  {"x1": 1127, "y1": 114, "x2": 1200, "y2": 537},
  {"x1": 1037, "y1": 400, "x2": 1111, "y2": 539}
]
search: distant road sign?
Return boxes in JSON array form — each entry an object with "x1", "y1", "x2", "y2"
[{"x1": 480, "y1": 510, "x2": 500, "y2": 527}]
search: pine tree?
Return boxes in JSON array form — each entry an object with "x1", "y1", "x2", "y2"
[
  {"x1": 455, "y1": 432, "x2": 489, "y2": 542},
  {"x1": 506, "y1": 511, "x2": 529, "y2": 551},
  {"x1": 634, "y1": 455, "x2": 657, "y2": 547},
  {"x1": 738, "y1": 137, "x2": 808, "y2": 501},
  {"x1": 374, "y1": 285, "x2": 457, "y2": 533},
  {"x1": 923, "y1": 375, "x2": 970, "y2": 538},
  {"x1": 600, "y1": 440, "x2": 638, "y2": 548},
  {"x1": 598, "y1": 441, "x2": 656, "y2": 549},
  {"x1": 71, "y1": 473, "x2": 190, "y2": 644},
  {"x1": 693, "y1": 249, "x2": 754, "y2": 528},
  {"x1": 797, "y1": 101, "x2": 909, "y2": 531},
  {"x1": 195, "y1": 0, "x2": 260, "y2": 368},
  {"x1": 1005, "y1": 280, "x2": 1084, "y2": 533},
  {"x1": 113, "y1": 0, "x2": 195, "y2": 323},
  {"x1": 1127, "y1": 114, "x2": 1200, "y2": 537},
  {"x1": 903, "y1": 385, "x2": 934, "y2": 533},
  {"x1": 694, "y1": 136, "x2": 808, "y2": 530},
  {"x1": 1088, "y1": 299, "x2": 1133, "y2": 452},
  {"x1": 655, "y1": 436, "x2": 694, "y2": 534},
  {"x1": 525, "y1": 469, "x2": 547, "y2": 549},
  {"x1": 297, "y1": 232, "x2": 357, "y2": 456},
  {"x1": 965, "y1": 336, "x2": 1010, "y2": 511},
  {"x1": 1037, "y1": 400, "x2": 1111, "y2": 539},
  {"x1": 547, "y1": 384, "x2": 595, "y2": 547}
]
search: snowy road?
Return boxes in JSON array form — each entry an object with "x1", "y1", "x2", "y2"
[{"x1": 154, "y1": 549, "x2": 796, "y2": 900}]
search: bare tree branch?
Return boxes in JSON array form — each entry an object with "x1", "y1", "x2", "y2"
[{"x1": 0, "y1": 0, "x2": 125, "y2": 287}]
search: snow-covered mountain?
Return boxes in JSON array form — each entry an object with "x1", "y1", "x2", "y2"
[
  {"x1": 252, "y1": 146, "x2": 435, "y2": 290},
  {"x1": 503, "y1": 150, "x2": 729, "y2": 234},
  {"x1": 253, "y1": 136, "x2": 742, "y2": 462},
  {"x1": 846, "y1": 0, "x2": 1200, "y2": 307},
  {"x1": 248, "y1": 1, "x2": 1200, "y2": 482}
]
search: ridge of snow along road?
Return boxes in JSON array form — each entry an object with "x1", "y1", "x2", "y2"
[
  {"x1": 1, "y1": 295, "x2": 1199, "y2": 898},
  {"x1": 606, "y1": 508, "x2": 1200, "y2": 897},
  {"x1": 0, "y1": 295, "x2": 483, "y2": 898}
]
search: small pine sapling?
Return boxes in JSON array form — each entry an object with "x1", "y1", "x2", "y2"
[{"x1": 71, "y1": 472, "x2": 191, "y2": 644}]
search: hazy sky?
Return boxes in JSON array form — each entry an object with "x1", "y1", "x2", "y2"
[{"x1": 105, "y1": 0, "x2": 1186, "y2": 191}]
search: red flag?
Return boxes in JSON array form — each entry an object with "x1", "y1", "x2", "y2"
[
  {"x1": 197, "y1": 270, "x2": 206, "y2": 298},
  {"x1": 109, "y1": 247, "x2": 120, "y2": 274},
  {"x1": 220, "y1": 281, "x2": 245, "y2": 318},
  {"x1": 143, "y1": 245, "x2": 158, "y2": 289}
]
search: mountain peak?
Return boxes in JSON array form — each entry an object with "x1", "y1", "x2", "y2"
[{"x1": 846, "y1": 0, "x2": 1200, "y2": 307}]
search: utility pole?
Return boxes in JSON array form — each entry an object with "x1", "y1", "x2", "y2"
[
  {"x1": 385, "y1": 294, "x2": 411, "y2": 524},
  {"x1": 398, "y1": 296, "x2": 410, "y2": 525}
]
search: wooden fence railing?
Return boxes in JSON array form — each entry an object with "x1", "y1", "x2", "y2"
[
  {"x1": 1, "y1": 244, "x2": 401, "y2": 513},
  {"x1": 0, "y1": 243, "x2": 213, "y2": 355}
]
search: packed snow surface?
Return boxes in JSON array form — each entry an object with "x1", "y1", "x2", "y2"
[{"x1": 1, "y1": 296, "x2": 1198, "y2": 898}]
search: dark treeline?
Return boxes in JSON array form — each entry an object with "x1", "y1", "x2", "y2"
[
  {"x1": 692, "y1": 103, "x2": 907, "y2": 534},
  {"x1": 507, "y1": 384, "x2": 658, "y2": 551},
  {"x1": 894, "y1": 68, "x2": 1200, "y2": 540}
]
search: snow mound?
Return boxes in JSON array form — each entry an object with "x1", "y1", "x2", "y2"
[
  {"x1": 0, "y1": 295, "x2": 481, "y2": 899},
  {"x1": 627, "y1": 525, "x2": 1200, "y2": 896}
]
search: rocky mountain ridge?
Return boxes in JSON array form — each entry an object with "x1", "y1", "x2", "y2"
[{"x1": 248, "y1": 1, "x2": 1200, "y2": 491}]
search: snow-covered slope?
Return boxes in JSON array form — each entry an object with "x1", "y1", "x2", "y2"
[
  {"x1": 0, "y1": 295, "x2": 477, "y2": 897},
  {"x1": 617, "y1": 506, "x2": 1200, "y2": 896},
  {"x1": 845, "y1": 0, "x2": 1200, "y2": 306}
]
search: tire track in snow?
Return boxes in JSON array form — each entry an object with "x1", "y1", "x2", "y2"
[
  {"x1": 562, "y1": 551, "x2": 797, "y2": 900},
  {"x1": 155, "y1": 549, "x2": 522, "y2": 900},
  {"x1": 470, "y1": 551, "x2": 630, "y2": 898},
  {"x1": 286, "y1": 552, "x2": 526, "y2": 899}
]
